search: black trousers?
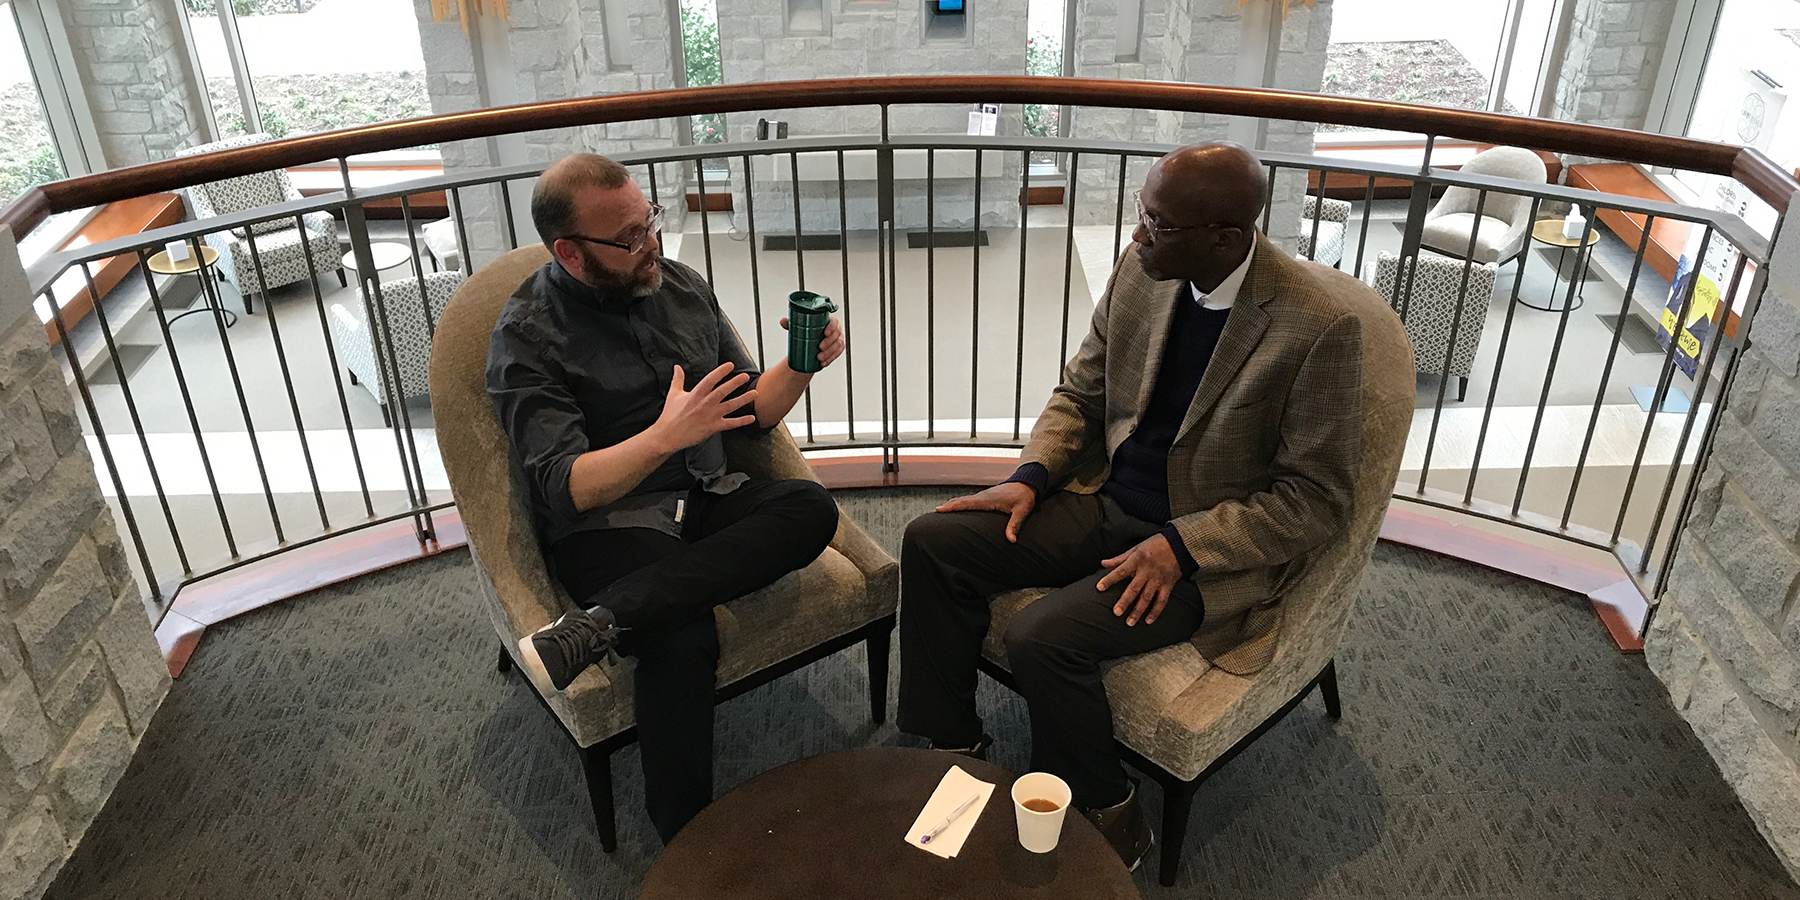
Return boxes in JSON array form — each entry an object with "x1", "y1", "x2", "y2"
[
  {"x1": 897, "y1": 491, "x2": 1204, "y2": 810},
  {"x1": 547, "y1": 478, "x2": 839, "y2": 843}
]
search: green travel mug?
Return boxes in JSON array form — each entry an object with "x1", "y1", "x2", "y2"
[{"x1": 787, "y1": 290, "x2": 838, "y2": 374}]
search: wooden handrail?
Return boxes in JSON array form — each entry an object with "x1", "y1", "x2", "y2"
[{"x1": 3, "y1": 76, "x2": 1791, "y2": 239}]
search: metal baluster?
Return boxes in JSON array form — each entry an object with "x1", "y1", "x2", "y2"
[
  {"x1": 296, "y1": 218, "x2": 376, "y2": 518},
  {"x1": 359, "y1": 250, "x2": 435, "y2": 542},
  {"x1": 742, "y1": 153, "x2": 766, "y2": 368},
  {"x1": 216, "y1": 230, "x2": 286, "y2": 544},
  {"x1": 971, "y1": 147, "x2": 983, "y2": 440},
  {"x1": 1058, "y1": 152, "x2": 1081, "y2": 382},
  {"x1": 1305, "y1": 169, "x2": 1325, "y2": 262},
  {"x1": 1113, "y1": 155, "x2": 1128, "y2": 264},
  {"x1": 1512, "y1": 209, "x2": 1597, "y2": 515},
  {"x1": 837, "y1": 149, "x2": 856, "y2": 442},
  {"x1": 1564, "y1": 213, "x2": 1657, "y2": 528},
  {"x1": 1464, "y1": 196, "x2": 1543, "y2": 504},
  {"x1": 1656, "y1": 346, "x2": 1745, "y2": 595},
  {"x1": 141, "y1": 241, "x2": 240, "y2": 556},
  {"x1": 695, "y1": 160, "x2": 717, "y2": 284},
  {"x1": 1013, "y1": 149, "x2": 1030, "y2": 441},
  {"x1": 399, "y1": 197, "x2": 436, "y2": 336},
  {"x1": 1640, "y1": 255, "x2": 1747, "y2": 573},
  {"x1": 1417, "y1": 190, "x2": 1489, "y2": 488},
  {"x1": 499, "y1": 179, "x2": 519, "y2": 250},
  {"x1": 80, "y1": 259, "x2": 189, "y2": 576},
  {"x1": 449, "y1": 186, "x2": 474, "y2": 278},
  {"x1": 243, "y1": 226, "x2": 329, "y2": 530},
  {"x1": 1261, "y1": 164, "x2": 1277, "y2": 234},
  {"x1": 1613, "y1": 224, "x2": 1713, "y2": 543},
  {"x1": 41, "y1": 281, "x2": 161, "y2": 604},
  {"x1": 1352, "y1": 174, "x2": 1377, "y2": 277},
  {"x1": 927, "y1": 148, "x2": 937, "y2": 439},
  {"x1": 788, "y1": 151, "x2": 814, "y2": 443}
]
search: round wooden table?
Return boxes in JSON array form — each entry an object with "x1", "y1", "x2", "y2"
[
  {"x1": 145, "y1": 245, "x2": 236, "y2": 327},
  {"x1": 640, "y1": 748, "x2": 1140, "y2": 900},
  {"x1": 1525, "y1": 218, "x2": 1601, "y2": 312}
]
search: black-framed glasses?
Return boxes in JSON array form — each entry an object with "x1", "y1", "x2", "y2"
[
  {"x1": 1134, "y1": 192, "x2": 1235, "y2": 245},
  {"x1": 559, "y1": 204, "x2": 665, "y2": 255}
]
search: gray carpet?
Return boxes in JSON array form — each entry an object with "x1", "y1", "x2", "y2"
[{"x1": 44, "y1": 519, "x2": 1800, "y2": 898}]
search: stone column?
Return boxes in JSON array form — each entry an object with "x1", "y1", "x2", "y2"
[
  {"x1": 58, "y1": 0, "x2": 209, "y2": 166},
  {"x1": 1551, "y1": 0, "x2": 1678, "y2": 130},
  {"x1": 1646, "y1": 195, "x2": 1800, "y2": 882},
  {"x1": 0, "y1": 233, "x2": 172, "y2": 899}
]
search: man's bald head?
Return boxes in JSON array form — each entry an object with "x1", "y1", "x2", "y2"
[
  {"x1": 1153, "y1": 142, "x2": 1268, "y2": 230},
  {"x1": 1131, "y1": 141, "x2": 1267, "y2": 286},
  {"x1": 532, "y1": 153, "x2": 634, "y2": 250}
]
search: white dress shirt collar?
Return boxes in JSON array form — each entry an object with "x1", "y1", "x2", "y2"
[{"x1": 1189, "y1": 243, "x2": 1255, "y2": 310}]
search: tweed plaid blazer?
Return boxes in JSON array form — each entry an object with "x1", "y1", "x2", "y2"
[{"x1": 1020, "y1": 233, "x2": 1369, "y2": 675}]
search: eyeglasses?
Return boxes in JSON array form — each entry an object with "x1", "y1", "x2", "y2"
[
  {"x1": 559, "y1": 204, "x2": 665, "y2": 255},
  {"x1": 1134, "y1": 193, "x2": 1235, "y2": 245}
]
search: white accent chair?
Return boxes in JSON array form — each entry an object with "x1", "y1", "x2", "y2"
[
  {"x1": 1298, "y1": 195, "x2": 1350, "y2": 268},
  {"x1": 422, "y1": 218, "x2": 462, "y2": 272},
  {"x1": 1364, "y1": 250, "x2": 1498, "y2": 402},
  {"x1": 1420, "y1": 146, "x2": 1548, "y2": 265},
  {"x1": 329, "y1": 270, "x2": 464, "y2": 425},
  {"x1": 176, "y1": 133, "x2": 344, "y2": 313}
]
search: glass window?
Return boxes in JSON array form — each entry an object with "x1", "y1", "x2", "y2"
[
  {"x1": 682, "y1": 0, "x2": 726, "y2": 146},
  {"x1": 1323, "y1": 0, "x2": 1556, "y2": 132},
  {"x1": 1683, "y1": 1, "x2": 1800, "y2": 178},
  {"x1": 238, "y1": 0, "x2": 430, "y2": 137},
  {"x1": 0, "y1": 1, "x2": 65, "y2": 206},
  {"x1": 182, "y1": 0, "x2": 251, "y2": 136}
]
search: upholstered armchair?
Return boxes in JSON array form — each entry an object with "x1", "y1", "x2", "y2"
[
  {"x1": 1364, "y1": 250, "x2": 1498, "y2": 402},
  {"x1": 975, "y1": 269, "x2": 1415, "y2": 886},
  {"x1": 428, "y1": 245, "x2": 899, "y2": 849},
  {"x1": 1420, "y1": 146, "x2": 1548, "y2": 265},
  {"x1": 1297, "y1": 195, "x2": 1350, "y2": 268},
  {"x1": 176, "y1": 133, "x2": 343, "y2": 313},
  {"x1": 329, "y1": 270, "x2": 464, "y2": 425}
]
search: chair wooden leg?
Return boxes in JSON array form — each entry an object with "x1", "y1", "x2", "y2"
[
  {"x1": 1457, "y1": 376, "x2": 1468, "y2": 402},
  {"x1": 581, "y1": 743, "x2": 619, "y2": 852},
  {"x1": 1318, "y1": 659, "x2": 1341, "y2": 719},
  {"x1": 497, "y1": 645, "x2": 513, "y2": 673},
  {"x1": 337, "y1": 267, "x2": 348, "y2": 287},
  {"x1": 865, "y1": 621, "x2": 891, "y2": 725},
  {"x1": 1158, "y1": 778, "x2": 1197, "y2": 887}
]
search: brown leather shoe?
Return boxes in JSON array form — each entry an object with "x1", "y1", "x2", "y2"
[
  {"x1": 927, "y1": 733, "x2": 993, "y2": 762},
  {"x1": 1082, "y1": 778, "x2": 1154, "y2": 871}
]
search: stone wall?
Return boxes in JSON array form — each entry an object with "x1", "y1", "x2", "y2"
[
  {"x1": 414, "y1": 0, "x2": 688, "y2": 268},
  {"x1": 58, "y1": 0, "x2": 209, "y2": 167},
  {"x1": 0, "y1": 234, "x2": 173, "y2": 899},
  {"x1": 1551, "y1": 0, "x2": 1677, "y2": 131},
  {"x1": 713, "y1": 0, "x2": 1030, "y2": 233},
  {"x1": 1646, "y1": 196, "x2": 1800, "y2": 882}
]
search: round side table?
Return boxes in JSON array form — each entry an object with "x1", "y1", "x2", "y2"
[
  {"x1": 342, "y1": 241, "x2": 414, "y2": 280},
  {"x1": 1523, "y1": 218, "x2": 1601, "y2": 313},
  {"x1": 146, "y1": 245, "x2": 236, "y2": 327},
  {"x1": 641, "y1": 748, "x2": 1141, "y2": 900}
]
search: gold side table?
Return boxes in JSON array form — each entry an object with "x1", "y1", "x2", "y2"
[
  {"x1": 1525, "y1": 218, "x2": 1601, "y2": 312},
  {"x1": 146, "y1": 245, "x2": 237, "y2": 327}
]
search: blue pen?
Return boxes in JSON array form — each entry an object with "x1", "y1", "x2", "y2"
[{"x1": 919, "y1": 792, "x2": 982, "y2": 844}]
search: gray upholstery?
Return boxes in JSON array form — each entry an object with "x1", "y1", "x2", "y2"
[
  {"x1": 1363, "y1": 250, "x2": 1497, "y2": 380},
  {"x1": 330, "y1": 270, "x2": 465, "y2": 412},
  {"x1": 422, "y1": 219, "x2": 462, "y2": 272},
  {"x1": 177, "y1": 133, "x2": 341, "y2": 301},
  {"x1": 1420, "y1": 146, "x2": 1548, "y2": 264},
  {"x1": 1297, "y1": 195, "x2": 1349, "y2": 268},
  {"x1": 427, "y1": 245, "x2": 898, "y2": 749},
  {"x1": 978, "y1": 263, "x2": 1416, "y2": 782}
]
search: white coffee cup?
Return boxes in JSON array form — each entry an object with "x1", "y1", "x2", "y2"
[{"x1": 1011, "y1": 772, "x2": 1072, "y2": 853}]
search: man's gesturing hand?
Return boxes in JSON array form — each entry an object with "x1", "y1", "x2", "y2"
[
  {"x1": 1097, "y1": 534, "x2": 1184, "y2": 626},
  {"x1": 649, "y1": 362, "x2": 757, "y2": 452},
  {"x1": 934, "y1": 482, "x2": 1037, "y2": 543}
]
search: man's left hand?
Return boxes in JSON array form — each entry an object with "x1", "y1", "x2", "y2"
[
  {"x1": 1097, "y1": 533, "x2": 1184, "y2": 626},
  {"x1": 779, "y1": 316, "x2": 846, "y2": 370}
]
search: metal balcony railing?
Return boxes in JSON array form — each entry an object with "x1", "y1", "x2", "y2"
[{"x1": 0, "y1": 76, "x2": 1789, "y2": 623}]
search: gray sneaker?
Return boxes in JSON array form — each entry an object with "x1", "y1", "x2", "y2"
[
  {"x1": 516, "y1": 607, "x2": 623, "y2": 693},
  {"x1": 1083, "y1": 778, "x2": 1154, "y2": 872}
]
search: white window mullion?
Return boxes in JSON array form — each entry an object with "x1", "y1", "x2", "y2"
[
  {"x1": 11, "y1": 0, "x2": 102, "y2": 175},
  {"x1": 214, "y1": 0, "x2": 261, "y2": 134}
]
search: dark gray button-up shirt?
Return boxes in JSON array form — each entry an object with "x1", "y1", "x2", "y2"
[{"x1": 486, "y1": 257, "x2": 760, "y2": 545}]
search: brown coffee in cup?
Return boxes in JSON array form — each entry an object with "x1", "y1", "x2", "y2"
[{"x1": 1021, "y1": 798, "x2": 1062, "y2": 813}]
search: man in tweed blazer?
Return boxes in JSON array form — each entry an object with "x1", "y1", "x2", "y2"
[{"x1": 898, "y1": 142, "x2": 1366, "y2": 868}]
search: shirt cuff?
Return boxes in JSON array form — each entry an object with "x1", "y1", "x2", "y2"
[
  {"x1": 1002, "y1": 462, "x2": 1050, "y2": 499},
  {"x1": 1159, "y1": 524, "x2": 1198, "y2": 576}
]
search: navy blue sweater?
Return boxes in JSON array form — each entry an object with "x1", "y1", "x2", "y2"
[{"x1": 1007, "y1": 296, "x2": 1232, "y2": 575}]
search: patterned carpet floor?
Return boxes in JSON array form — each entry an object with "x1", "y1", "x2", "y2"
[{"x1": 44, "y1": 534, "x2": 1800, "y2": 899}]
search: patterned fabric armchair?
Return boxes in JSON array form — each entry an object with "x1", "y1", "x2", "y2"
[
  {"x1": 329, "y1": 270, "x2": 463, "y2": 425},
  {"x1": 1363, "y1": 250, "x2": 1498, "y2": 402},
  {"x1": 427, "y1": 245, "x2": 899, "y2": 849},
  {"x1": 1297, "y1": 195, "x2": 1350, "y2": 268},
  {"x1": 976, "y1": 267, "x2": 1416, "y2": 886},
  {"x1": 176, "y1": 133, "x2": 343, "y2": 313}
]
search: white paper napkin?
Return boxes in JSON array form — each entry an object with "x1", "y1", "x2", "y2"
[{"x1": 903, "y1": 765, "x2": 996, "y2": 859}]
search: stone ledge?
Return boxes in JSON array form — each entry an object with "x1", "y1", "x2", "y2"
[
  {"x1": 0, "y1": 799, "x2": 67, "y2": 900},
  {"x1": 44, "y1": 693, "x2": 131, "y2": 831},
  {"x1": 1680, "y1": 652, "x2": 1800, "y2": 883},
  {"x1": 1668, "y1": 542, "x2": 1800, "y2": 729}
]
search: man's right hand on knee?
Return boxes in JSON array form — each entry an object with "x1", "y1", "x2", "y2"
[{"x1": 934, "y1": 482, "x2": 1038, "y2": 543}]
